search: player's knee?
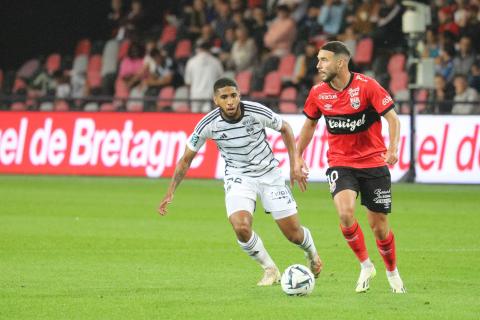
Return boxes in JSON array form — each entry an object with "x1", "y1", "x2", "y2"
[
  {"x1": 232, "y1": 223, "x2": 252, "y2": 242},
  {"x1": 371, "y1": 223, "x2": 388, "y2": 240},
  {"x1": 338, "y1": 206, "x2": 355, "y2": 225}
]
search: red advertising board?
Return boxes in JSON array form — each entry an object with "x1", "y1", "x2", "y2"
[{"x1": 0, "y1": 112, "x2": 218, "y2": 178}]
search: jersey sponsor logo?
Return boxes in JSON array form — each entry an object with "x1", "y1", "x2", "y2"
[
  {"x1": 318, "y1": 94, "x2": 338, "y2": 100},
  {"x1": 327, "y1": 114, "x2": 366, "y2": 132},
  {"x1": 382, "y1": 95, "x2": 393, "y2": 106}
]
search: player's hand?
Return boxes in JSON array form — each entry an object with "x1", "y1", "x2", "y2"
[
  {"x1": 292, "y1": 156, "x2": 309, "y2": 192},
  {"x1": 383, "y1": 148, "x2": 398, "y2": 166},
  {"x1": 158, "y1": 193, "x2": 174, "y2": 216}
]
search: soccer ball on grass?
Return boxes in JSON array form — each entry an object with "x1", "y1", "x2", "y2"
[{"x1": 280, "y1": 264, "x2": 315, "y2": 296}]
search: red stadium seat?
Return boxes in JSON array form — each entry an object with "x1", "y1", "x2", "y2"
[
  {"x1": 160, "y1": 24, "x2": 177, "y2": 45},
  {"x1": 100, "y1": 102, "x2": 116, "y2": 112},
  {"x1": 114, "y1": 78, "x2": 130, "y2": 99},
  {"x1": 278, "y1": 54, "x2": 296, "y2": 79},
  {"x1": 172, "y1": 86, "x2": 190, "y2": 112},
  {"x1": 235, "y1": 70, "x2": 252, "y2": 95},
  {"x1": 87, "y1": 54, "x2": 103, "y2": 89},
  {"x1": 13, "y1": 78, "x2": 27, "y2": 93},
  {"x1": 157, "y1": 86, "x2": 175, "y2": 111},
  {"x1": 10, "y1": 102, "x2": 27, "y2": 111},
  {"x1": 54, "y1": 100, "x2": 70, "y2": 111},
  {"x1": 117, "y1": 40, "x2": 131, "y2": 61},
  {"x1": 46, "y1": 53, "x2": 61, "y2": 74},
  {"x1": 387, "y1": 53, "x2": 406, "y2": 75},
  {"x1": 263, "y1": 71, "x2": 282, "y2": 96},
  {"x1": 415, "y1": 89, "x2": 428, "y2": 113},
  {"x1": 353, "y1": 37, "x2": 373, "y2": 65},
  {"x1": 75, "y1": 38, "x2": 92, "y2": 56},
  {"x1": 279, "y1": 87, "x2": 298, "y2": 113},
  {"x1": 174, "y1": 39, "x2": 192, "y2": 60},
  {"x1": 389, "y1": 71, "x2": 408, "y2": 95}
]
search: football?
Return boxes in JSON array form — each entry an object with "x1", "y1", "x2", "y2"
[{"x1": 280, "y1": 264, "x2": 315, "y2": 296}]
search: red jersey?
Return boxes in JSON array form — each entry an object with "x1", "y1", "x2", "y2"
[{"x1": 303, "y1": 72, "x2": 395, "y2": 168}]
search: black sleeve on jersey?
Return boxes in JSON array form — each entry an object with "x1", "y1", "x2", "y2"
[
  {"x1": 302, "y1": 111, "x2": 322, "y2": 120},
  {"x1": 380, "y1": 104, "x2": 395, "y2": 116}
]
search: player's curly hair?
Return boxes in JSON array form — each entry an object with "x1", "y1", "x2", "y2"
[{"x1": 213, "y1": 78, "x2": 238, "y2": 93}]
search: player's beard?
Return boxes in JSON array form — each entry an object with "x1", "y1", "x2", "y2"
[{"x1": 322, "y1": 69, "x2": 337, "y2": 83}]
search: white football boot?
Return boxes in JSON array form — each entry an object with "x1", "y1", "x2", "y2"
[
  {"x1": 355, "y1": 265, "x2": 376, "y2": 293},
  {"x1": 306, "y1": 253, "x2": 323, "y2": 278},
  {"x1": 257, "y1": 267, "x2": 281, "y2": 286},
  {"x1": 387, "y1": 269, "x2": 406, "y2": 293}
]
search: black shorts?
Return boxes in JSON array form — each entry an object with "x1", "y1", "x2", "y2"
[{"x1": 326, "y1": 166, "x2": 392, "y2": 214}]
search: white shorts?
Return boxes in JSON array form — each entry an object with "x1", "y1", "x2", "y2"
[{"x1": 224, "y1": 168, "x2": 297, "y2": 220}]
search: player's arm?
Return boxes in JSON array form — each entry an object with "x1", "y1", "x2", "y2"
[
  {"x1": 279, "y1": 120, "x2": 306, "y2": 191},
  {"x1": 294, "y1": 118, "x2": 318, "y2": 191},
  {"x1": 158, "y1": 146, "x2": 197, "y2": 215},
  {"x1": 382, "y1": 108, "x2": 400, "y2": 165}
]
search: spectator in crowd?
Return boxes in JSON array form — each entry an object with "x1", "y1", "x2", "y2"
[
  {"x1": 196, "y1": 23, "x2": 219, "y2": 49},
  {"x1": 184, "y1": 41, "x2": 224, "y2": 113},
  {"x1": 453, "y1": 36, "x2": 475, "y2": 76},
  {"x1": 107, "y1": 0, "x2": 125, "y2": 38},
  {"x1": 437, "y1": 6, "x2": 460, "y2": 38},
  {"x1": 293, "y1": 42, "x2": 319, "y2": 100},
  {"x1": 117, "y1": 0, "x2": 146, "y2": 40},
  {"x1": 338, "y1": 25, "x2": 358, "y2": 58},
  {"x1": 118, "y1": 42, "x2": 145, "y2": 90},
  {"x1": 230, "y1": 24, "x2": 258, "y2": 72},
  {"x1": 212, "y1": 0, "x2": 235, "y2": 45},
  {"x1": 296, "y1": 5, "x2": 322, "y2": 49},
  {"x1": 434, "y1": 74, "x2": 455, "y2": 114},
  {"x1": 435, "y1": 45, "x2": 456, "y2": 84},
  {"x1": 249, "y1": 6, "x2": 268, "y2": 54},
  {"x1": 264, "y1": 4, "x2": 297, "y2": 56},
  {"x1": 142, "y1": 48, "x2": 175, "y2": 111},
  {"x1": 459, "y1": 4, "x2": 480, "y2": 52},
  {"x1": 452, "y1": 74, "x2": 479, "y2": 114},
  {"x1": 350, "y1": 0, "x2": 380, "y2": 36},
  {"x1": 318, "y1": 0, "x2": 346, "y2": 36},
  {"x1": 181, "y1": 0, "x2": 208, "y2": 41},
  {"x1": 420, "y1": 28, "x2": 441, "y2": 58},
  {"x1": 371, "y1": 0, "x2": 404, "y2": 49},
  {"x1": 53, "y1": 71, "x2": 71, "y2": 100},
  {"x1": 469, "y1": 61, "x2": 480, "y2": 93}
]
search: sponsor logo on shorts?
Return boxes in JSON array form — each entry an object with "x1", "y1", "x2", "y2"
[{"x1": 373, "y1": 188, "x2": 391, "y2": 209}]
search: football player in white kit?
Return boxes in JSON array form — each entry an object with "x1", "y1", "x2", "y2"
[{"x1": 158, "y1": 78, "x2": 322, "y2": 286}]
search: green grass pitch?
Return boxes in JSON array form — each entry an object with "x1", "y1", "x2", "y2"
[{"x1": 1, "y1": 175, "x2": 479, "y2": 319}]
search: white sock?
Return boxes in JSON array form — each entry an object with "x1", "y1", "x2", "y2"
[
  {"x1": 237, "y1": 231, "x2": 276, "y2": 270},
  {"x1": 298, "y1": 226, "x2": 318, "y2": 259},
  {"x1": 387, "y1": 268, "x2": 399, "y2": 277},
  {"x1": 360, "y1": 258, "x2": 374, "y2": 269}
]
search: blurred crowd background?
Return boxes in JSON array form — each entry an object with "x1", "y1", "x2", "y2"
[{"x1": 0, "y1": 0, "x2": 479, "y2": 114}]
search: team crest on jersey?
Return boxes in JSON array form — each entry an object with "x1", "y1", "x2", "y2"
[
  {"x1": 243, "y1": 117, "x2": 255, "y2": 135},
  {"x1": 348, "y1": 87, "x2": 360, "y2": 97},
  {"x1": 350, "y1": 97, "x2": 361, "y2": 109}
]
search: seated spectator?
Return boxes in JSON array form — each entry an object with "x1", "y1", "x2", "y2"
[
  {"x1": 437, "y1": 6, "x2": 460, "y2": 38},
  {"x1": 468, "y1": 61, "x2": 480, "y2": 93},
  {"x1": 293, "y1": 42, "x2": 319, "y2": 100},
  {"x1": 212, "y1": 0, "x2": 235, "y2": 45},
  {"x1": 350, "y1": 0, "x2": 380, "y2": 36},
  {"x1": 338, "y1": 25, "x2": 358, "y2": 58},
  {"x1": 118, "y1": 42, "x2": 145, "y2": 90},
  {"x1": 296, "y1": 6, "x2": 322, "y2": 48},
  {"x1": 318, "y1": 0, "x2": 346, "y2": 36},
  {"x1": 420, "y1": 28, "x2": 440, "y2": 58},
  {"x1": 435, "y1": 45, "x2": 455, "y2": 84},
  {"x1": 229, "y1": 24, "x2": 257, "y2": 72},
  {"x1": 264, "y1": 4, "x2": 297, "y2": 56},
  {"x1": 142, "y1": 48, "x2": 175, "y2": 111},
  {"x1": 248, "y1": 7, "x2": 268, "y2": 55},
  {"x1": 434, "y1": 74, "x2": 455, "y2": 114},
  {"x1": 117, "y1": 0, "x2": 146, "y2": 40},
  {"x1": 181, "y1": 0, "x2": 208, "y2": 41},
  {"x1": 453, "y1": 36, "x2": 475, "y2": 76},
  {"x1": 452, "y1": 74, "x2": 479, "y2": 114},
  {"x1": 459, "y1": 4, "x2": 480, "y2": 53}
]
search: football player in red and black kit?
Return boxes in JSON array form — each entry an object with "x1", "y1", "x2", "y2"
[{"x1": 295, "y1": 41, "x2": 406, "y2": 293}]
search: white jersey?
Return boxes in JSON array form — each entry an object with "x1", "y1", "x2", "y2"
[{"x1": 187, "y1": 101, "x2": 283, "y2": 178}]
